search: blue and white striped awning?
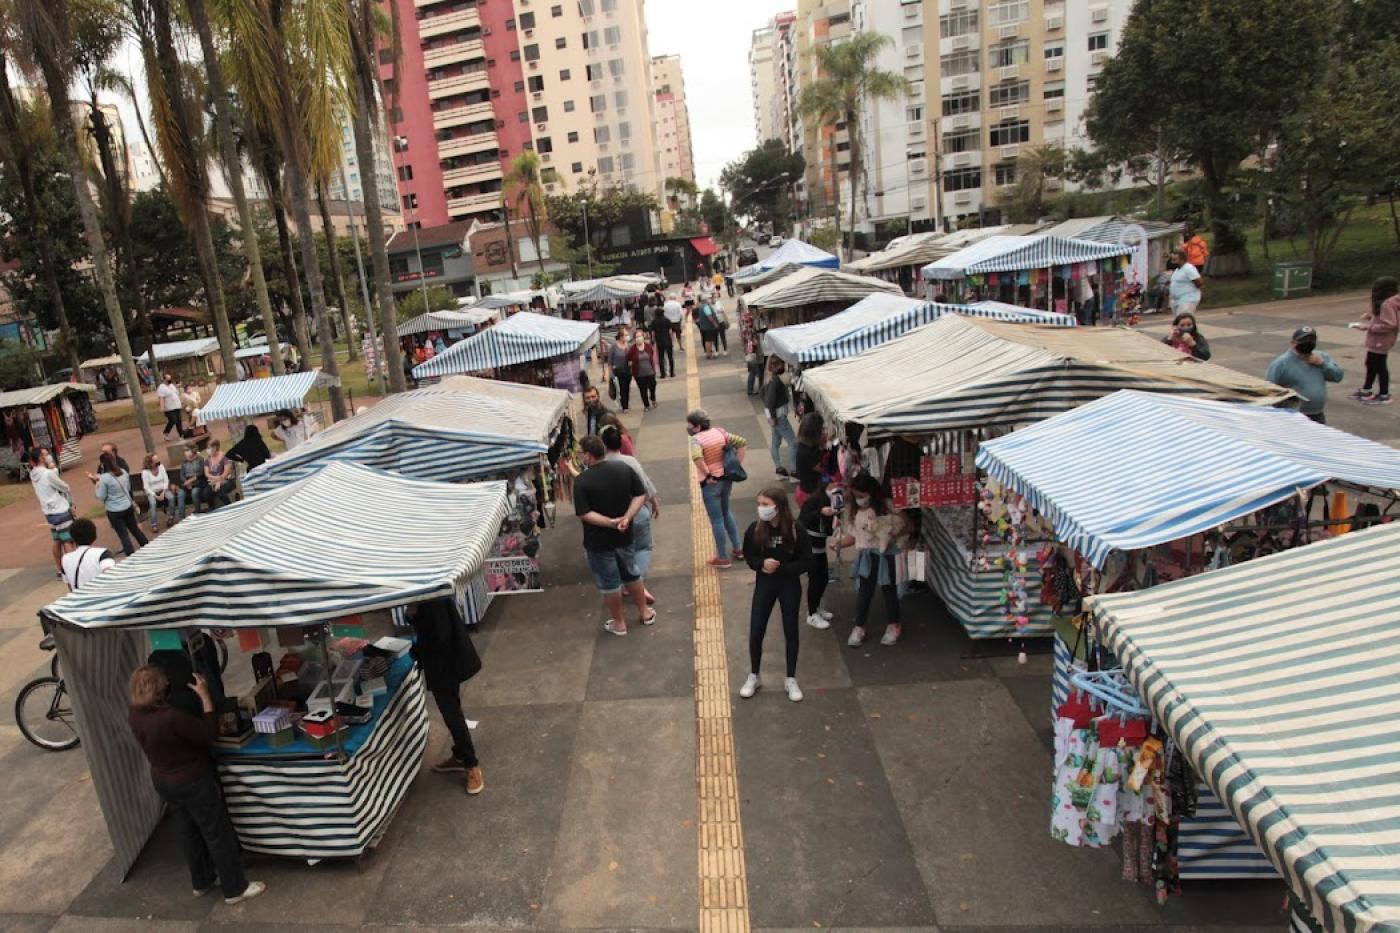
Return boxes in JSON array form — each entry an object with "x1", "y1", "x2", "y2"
[
  {"x1": 1086, "y1": 522, "x2": 1400, "y2": 933},
  {"x1": 413, "y1": 311, "x2": 599, "y2": 378},
  {"x1": 921, "y1": 235, "x2": 1136, "y2": 281},
  {"x1": 40, "y1": 462, "x2": 508, "y2": 629},
  {"x1": 232, "y1": 342, "x2": 287, "y2": 361},
  {"x1": 558, "y1": 276, "x2": 650, "y2": 304},
  {"x1": 474, "y1": 289, "x2": 544, "y2": 311},
  {"x1": 801, "y1": 315, "x2": 1292, "y2": 443},
  {"x1": 736, "y1": 238, "x2": 840, "y2": 282},
  {"x1": 977, "y1": 390, "x2": 1400, "y2": 567},
  {"x1": 764, "y1": 294, "x2": 1075, "y2": 365},
  {"x1": 241, "y1": 380, "x2": 568, "y2": 494},
  {"x1": 397, "y1": 308, "x2": 499, "y2": 337},
  {"x1": 741, "y1": 266, "x2": 903, "y2": 310},
  {"x1": 196, "y1": 370, "x2": 338, "y2": 424}
]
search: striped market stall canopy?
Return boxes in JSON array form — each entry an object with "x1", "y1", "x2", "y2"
[
  {"x1": 241, "y1": 381, "x2": 567, "y2": 494},
  {"x1": 232, "y1": 342, "x2": 287, "y2": 361},
  {"x1": 474, "y1": 290, "x2": 543, "y2": 311},
  {"x1": 558, "y1": 275, "x2": 650, "y2": 304},
  {"x1": 41, "y1": 462, "x2": 508, "y2": 630},
  {"x1": 742, "y1": 266, "x2": 903, "y2": 310},
  {"x1": 196, "y1": 370, "x2": 339, "y2": 424},
  {"x1": 922, "y1": 235, "x2": 1137, "y2": 281},
  {"x1": 80, "y1": 337, "x2": 221, "y2": 370},
  {"x1": 736, "y1": 238, "x2": 840, "y2": 281},
  {"x1": 977, "y1": 390, "x2": 1400, "y2": 568},
  {"x1": 801, "y1": 315, "x2": 1292, "y2": 443},
  {"x1": 397, "y1": 307, "x2": 499, "y2": 337},
  {"x1": 764, "y1": 294, "x2": 1076, "y2": 366},
  {"x1": 0, "y1": 382, "x2": 96, "y2": 408},
  {"x1": 413, "y1": 311, "x2": 598, "y2": 378},
  {"x1": 846, "y1": 232, "x2": 950, "y2": 274},
  {"x1": 1086, "y1": 522, "x2": 1400, "y2": 933}
]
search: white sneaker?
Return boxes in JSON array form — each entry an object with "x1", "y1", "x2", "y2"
[
  {"x1": 847, "y1": 626, "x2": 866, "y2": 648},
  {"x1": 880, "y1": 624, "x2": 903, "y2": 646},
  {"x1": 784, "y1": 677, "x2": 803, "y2": 702},
  {"x1": 818, "y1": 609, "x2": 834, "y2": 620},
  {"x1": 224, "y1": 881, "x2": 266, "y2": 905},
  {"x1": 807, "y1": 612, "x2": 831, "y2": 630},
  {"x1": 739, "y1": 673, "x2": 760, "y2": 698}
]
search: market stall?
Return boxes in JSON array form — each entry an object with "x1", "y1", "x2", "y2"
[
  {"x1": 1085, "y1": 523, "x2": 1400, "y2": 931},
  {"x1": 800, "y1": 316, "x2": 1291, "y2": 640},
  {"x1": 411, "y1": 311, "x2": 599, "y2": 390},
  {"x1": 233, "y1": 342, "x2": 290, "y2": 379},
  {"x1": 0, "y1": 383, "x2": 98, "y2": 473},
  {"x1": 196, "y1": 370, "x2": 340, "y2": 427},
  {"x1": 734, "y1": 238, "x2": 840, "y2": 290},
  {"x1": 740, "y1": 266, "x2": 903, "y2": 334},
  {"x1": 40, "y1": 463, "x2": 508, "y2": 871},
  {"x1": 845, "y1": 232, "x2": 949, "y2": 295},
  {"x1": 80, "y1": 337, "x2": 224, "y2": 399}
]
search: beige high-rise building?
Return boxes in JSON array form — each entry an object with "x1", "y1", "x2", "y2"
[
  {"x1": 749, "y1": 25, "x2": 780, "y2": 143},
  {"x1": 794, "y1": 0, "x2": 852, "y2": 223},
  {"x1": 651, "y1": 54, "x2": 695, "y2": 189}
]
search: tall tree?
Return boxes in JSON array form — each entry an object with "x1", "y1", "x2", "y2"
[
  {"x1": 186, "y1": 0, "x2": 285, "y2": 374},
  {"x1": 797, "y1": 33, "x2": 907, "y2": 261},
  {"x1": 17, "y1": 0, "x2": 154, "y2": 451},
  {"x1": 503, "y1": 149, "x2": 549, "y2": 281},
  {"x1": 719, "y1": 140, "x2": 804, "y2": 230},
  {"x1": 316, "y1": 180, "x2": 358, "y2": 359}
]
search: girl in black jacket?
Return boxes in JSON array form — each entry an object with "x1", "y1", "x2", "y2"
[
  {"x1": 798, "y1": 481, "x2": 836, "y2": 630},
  {"x1": 739, "y1": 485, "x2": 809, "y2": 702}
]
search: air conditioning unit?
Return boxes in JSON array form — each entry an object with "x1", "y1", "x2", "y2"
[
  {"x1": 955, "y1": 153, "x2": 972, "y2": 167},
  {"x1": 541, "y1": 153, "x2": 551, "y2": 162},
  {"x1": 912, "y1": 197, "x2": 927, "y2": 211},
  {"x1": 952, "y1": 76, "x2": 969, "y2": 90},
  {"x1": 1045, "y1": 16, "x2": 1063, "y2": 30},
  {"x1": 1001, "y1": 145, "x2": 1020, "y2": 158},
  {"x1": 529, "y1": 61, "x2": 538, "y2": 70},
  {"x1": 1091, "y1": 50, "x2": 1108, "y2": 65},
  {"x1": 952, "y1": 115, "x2": 970, "y2": 129},
  {"x1": 909, "y1": 158, "x2": 927, "y2": 175},
  {"x1": 536, "y1": 122, "x2": 547, "y2": 131},
  {"x1": 1091, "y1": 7, "x2": 1109, "y2": 21},
  {"x1": 1046, "y1": 98, "x2": 1063, "y2": 112},
  {"x1": 950, "y1": 0, "x2": 968, "y2": 8},
  {"x1": 999, "y1": 65, "x2": 1019, "y2": 80},
  {"x1": 532, "y1": 91, "x2": 542, "y2": 100},
  {"x1": 907, "y1": 121, "x2": 925, "y2": 138},
  {"x1": 954, "y1": 192, "x2": 972, "y2": 205},
  {"x1": 905, "y1": 45, "x2": 919, "y2": 59},
  {"x1": 1046, "y1": 57, "x2": 1063, "y2": 71},
  {"x1": 952, "y1": 35, "x2": 970, "y2": 50},
  {"x1": 525, "y1": 28, "x2": 533, "y2": 36},
  {"x1": 998, "y1": 24, "x2": 1018, "y2": 38}
]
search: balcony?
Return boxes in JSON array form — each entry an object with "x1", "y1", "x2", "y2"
[
  {"x1": 418, "y1": 8, "x2": 481, "y2": 40},
  {"x1": 447, "y1": 191, "x2": 503, "y2": 216},
  {"x1": 441, "y1": 162, "x2": 503, "y2": 186},
  {"x1": 432, "y1": 100, "x2": 496, "y2": 130},
  {"x1": 437, "y1": 131, "x2": 499, "y2": 158},
  {"x1": 427, "y1": 71, "x2": 490, "y2": 100},
  {"x1": 423, "y1": 38, "x2": 485, "y2": 69}
]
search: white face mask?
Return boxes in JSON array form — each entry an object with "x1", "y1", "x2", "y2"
[
  {"x1": 757, "y1": 504, "x2": 778, "y2": 522},
  {"x1": 855, "y1": 496, "x2": 871, "y2": 508}
]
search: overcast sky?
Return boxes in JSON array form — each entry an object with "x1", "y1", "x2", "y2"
[{"x1": 645, "y1": 0, "x2": 792, "y2": 192}]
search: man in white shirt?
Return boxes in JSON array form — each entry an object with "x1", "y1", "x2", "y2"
[
  {"x1": 156, "y1": 373, "x2": 184, "y2": 438},
  {"x1": 663, "y1": 298, "x2": 685, "y2": 351},
  {"x1": 61, "y1": 519, "x2": 116, "y2": 590},
  {"x1": 29, "y1": 447, "x2": 74, "y2": 575}
]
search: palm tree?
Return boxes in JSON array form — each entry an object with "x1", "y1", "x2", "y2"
[
  {"x1": 16, "y1": 0, "x2": 155, "y2": 452},
  {"x1": 315, "y1": 179, "x2": 358, "y2": 360},
  {"x1": 504, "y1": 150, "x2": 550, "y2": 281},
  {"x1": 100, "y1": 69, "x2": 165, "y2": 190},
  {"x1": 132, "y1": 0, "x2": 240, "y2": 382},
  {"x1": 185, "y1": 0, "x2": 285, "y2": 374},
  {"x1": 798, "y1": 32, "x2": 907, "y2": 261}
]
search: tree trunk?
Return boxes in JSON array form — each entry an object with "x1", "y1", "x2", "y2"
[
  {"x1": 21, "y1": 0, "x2": 154, "y2": 453},
  {"x1": 348, "y1": 0, "x2": 406, "y2": 393},
  {"x1": 316, "y1": 181, "x2": 358, "y2": 360},
  {"x1": 340, "y1": 160, "x2": 381, "y2": 389},
  {"x1": 1388, "y1": 191, "x2": 1400, "y2": 251},
  {"x1": 827, "y1": 134, "x2": 841, "y2": 260},
  {"x1": 528, "y1": 203, "x2": 546, "y2": 280},
  {"x1": 502, "y1": 203, "x2": 520, "y2": 279},
  {"x1": 283, "y1": 237, "x2": 312, "y2": 363},
  {"x1": 187, "y1": 0, "x2": 284, "y2": 375}
]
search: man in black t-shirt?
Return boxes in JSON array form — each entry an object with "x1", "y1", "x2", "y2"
[{"x1": 573, "y1": 435, "x2": 656, "y2": 636}]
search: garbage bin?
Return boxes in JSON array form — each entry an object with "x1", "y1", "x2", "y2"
[{"x1": 1272, "y1": 261, "x2": 1313, "y2": 300}]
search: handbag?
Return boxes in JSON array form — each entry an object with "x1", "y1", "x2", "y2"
[
  {"x1": 608, "y1": 375, "x2": 618, "y2": 401},
  {"x1": 721, "y1": 443, "x2": 747, "y2": 483}
]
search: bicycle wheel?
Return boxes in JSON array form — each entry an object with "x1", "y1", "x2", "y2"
[{"x1": 15, "y1": 677, "x2": 80, "y2": 751}]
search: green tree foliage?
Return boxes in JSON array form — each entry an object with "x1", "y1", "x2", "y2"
[
  {"x1": 0, "y1": 342, "x2": 44, "y2": 391},
  {"x1": 699, "y1": 188, "x2": 728, "y2": 236},
  {"x1": 395, "y1": 285, "x2": 456, "y2": 322},
  {"x1": 118, "y1": 189, "x2": 245, "y2": 323},
  {"x1": 544, "y1": 234, "x2": 614, "y2": 282},
  {"x1": 807, "y1": 223, "x2": 841, "y2": 254},
  {"x1": 720, "y1": 140, "x2": 803, "y2": 231},
  {"x1": 544, "y1": 187, "x2": 659, "y2": 252}
]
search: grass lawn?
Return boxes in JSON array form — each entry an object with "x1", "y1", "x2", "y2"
[
  {"x1": 0, "y1": 481, "x2": 36, "y2": 510},
  {"x1": 1202, "y1": 202, "x2": 1400, "y2": 309}
]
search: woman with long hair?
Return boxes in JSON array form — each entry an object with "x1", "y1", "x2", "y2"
[
  {"x1": 627, "y1": 327, "x2": 660, "y2": 410},
  {"x1": 1352, "y1": 276, "x2": 1400, "y2": 404},
  {"x1": 687, "y1": 408, "x2": 747, "y2": 568},
  {"x1": 794, "y1": 411, "x2": 827, "y2": 507},
  {"x1": 94, "y1": 451, "x2": 148, "y2": 556},
  {"x1": 141, "y1": 453, "x2": 175, "y2": 533},
  {"x1": 739, "y1": 485, "x2": 809, "y2": 701},
  {"x1": 840, "y1": 473, "x2": 910, "y2": 647}
]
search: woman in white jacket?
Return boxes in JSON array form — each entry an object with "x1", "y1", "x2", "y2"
[{"x1": 141, "y1": 453, "x2": 175, "y2": 532}]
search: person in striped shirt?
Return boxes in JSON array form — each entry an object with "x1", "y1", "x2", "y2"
[{"x1": 687, "y1": 408, "x2": 747, "y2": 568}]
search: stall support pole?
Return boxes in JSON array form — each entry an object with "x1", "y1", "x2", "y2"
[{"x1": 319, "y1": 625, "x2": 349, "y2": 763}]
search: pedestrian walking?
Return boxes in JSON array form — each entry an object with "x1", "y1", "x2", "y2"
[
  {"x1": 91, "y1": 451, "x2": 148, "y2": 556},
  {"x1": 574, "y1": 434, "x2": 656, "y2": 636},
  {"x1": 61, "y1": 519, "x2": 116, "y2": 590},
  {"x1": 203, "y1": 441, "x2": 237, "y2": 508},
  {"x1": 628, "y1": 328, "x2": 660, "y2": 410},
  {"x1": 696, "y1": 300, "x2": 721, "y2": 358},
  {"x1": 582, "y1": 385, "x2": 611, "y2": 436},
  {"x1": 799, "y1": 477, "x2": 836, "y2": 630},
  {"x1": 606, "y1": 326, "x2": 634, "y2": 411},
  {"x1": 127, "y1": 664, "x2": 267, "y2": 906},
  {"x1": 664, "y1": 296, "x2": 686, "y2": 352},
  {"x1": 271, "y1": 409, "x2": 315, "y2": 450},
  {"x1": 409, "y1": 596, "x2": 486, "y2": 795},
  {"x1": 840, "y1": 473, "x2": 910, "y2": 648},
  {"x1": 157, "y1": 373, "x2": 185, "y2": 439},
  {"x1": 687, "y1": 408, "x2": 746, "y2": 568},
  {"x1": 738, "y1": 485, "x2": 808, "y2": 702},
  {"x1": 597, "y1": 413, "x2": 636, "y2": 456},
  {"x1": 601, "y1": 423, "x2": 659, "y2": 598},
  {"x1": 649, "y1": 305, "x2": 676, "y2": 378},
  {"x1": 1350, "y1": 276, "x2": 1399, "y2": 405},
  {"x1": 141, "y1": 453, "x2": 176, "y2": 532},
  {"x1": 793, "y1": 411, "x2": 829, "y2": 507},
  {"x1": 1266, "y1": 326, "x2": 1344, "y2": 423},
  {"x1": 745, "y1": 337, "x2": 765, "y2": 396},
  {"x1": 176, "y1": 447, "x2": 206, "y2": 519},
  {"x1": 762, "y1": 358, "x2": 798, "y2": 477},
  {"x1": 1168, "y1": 248, "x2": 1203, "y2": 316},
  {"x1": 713, "y1": 297, "x2": 729, "y2": 354},
  {"x1": 29, "y1": 447, "x2": 75, "y2": 576}
]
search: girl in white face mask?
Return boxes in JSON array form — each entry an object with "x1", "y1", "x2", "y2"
[
  {"x1": 739, "y1": 486, "x2": 809, "y2": 702},
  {"x1": 838, "y1": 473, "x2": 910, "y2": 648}
]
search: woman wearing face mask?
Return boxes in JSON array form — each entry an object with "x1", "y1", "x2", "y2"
[
  {"x1": 606, "y1": 326, "x2": 633, "y2": 411},
  {"x1": 839, "y1": 473, "x2": 910, "y2": 647},
  {"x1": 739, "y1": 486, "x2": 809, "y2": 702},
  {"x1": 627, "y1": 327, "x2": 660, "y2": 411},
  {"x1": 1163, "y1": 312, "x2": 1211, "y2": 360}
]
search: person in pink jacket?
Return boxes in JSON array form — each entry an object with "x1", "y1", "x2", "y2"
[{"x1": 1351, "y1": 277, "x2": 1399, "y2": 405}]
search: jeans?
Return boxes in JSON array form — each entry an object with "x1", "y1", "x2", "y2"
[
  {"x1": 162, "y1": 408, "x2": 183, "y2": 437},
  {"x1": 1365, "y1": 351, "x2": 1390, "y2": 395},
  {"x1": 657, "y1": 343, "x2": 675, "y2": 378},
  {"x1": 700, "y1": 479, "x2": 741, "y2": 559},
  {"x1": 807, "y1": 550, "x2": 830, "y2": 615},
  {"x1": 175, "y1": 484, "x2": 204, "y2": 519},
  {"x1": 148, "y1": 492, "x2": 175, "y2": 527},
  {"x1": 613, "y1": 372, "x2": 633, "y2": 410},
  {"x1": 208, "y1": 477, "x2": 236, "y2": 509},
  {"x1": 770, "y1": 415, "x2": 797, "y2": 472},
  {"x1": 750, "y1": 572, "x2": 801, "y2": 677},
  {"x1": 747, "y1": 363, "x2": 763, "y2": 396},
  {"x1": 152, "y1": 773, "x2": 248, "y2": 899},
  {"x1": 854, "y1": 554, "x2": 900, "y2": 629},
  {"x1": 631, "y1": 505, "x2": 654, "y2": 576},
  {"x1": 585, "y1": 545, "x2": 640, "y2": 593},
  {"x1": 106, "y1": 507, "x2": 149, "y2": 556},
  {"x1": 636, "y1": 374, "x2": 657, "y2": 407},
  {"x1": 717, "y1": 325, "x2": 728, "y2": 351},
  {"x1": 430, "y1": 683, "x2": 479, "y2": 768}
]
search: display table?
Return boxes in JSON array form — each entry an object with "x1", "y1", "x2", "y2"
[
  {"x1": 215, "y1": 653, "x2": 428, "y2": 860},
  {"x1": 922, "y1": 508, "x2": 1054, "y2": 639}
]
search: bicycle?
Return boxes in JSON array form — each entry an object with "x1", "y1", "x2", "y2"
[{"x1": 15, "y1": 637, "x2": 79, "y2": 752}]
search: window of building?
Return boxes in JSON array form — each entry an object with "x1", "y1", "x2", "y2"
[
  {"x1": 604, "y1": 25, "x2": 621, "y2": 44},
  {"x1": 987, "y1": 0, "x2": 1028, "y2": 26},
  {"x1": 1088, "y1": 32, "x2": 1109, "y2": 51},
  {"x1": 941, "y1": 89, "x2": 979, "y2": 115},
  {"x1": 943, "y1": 167, "x2": 981, "y2": 191},
  {"x1": 989, "y1": 118, "x2": 1030, "y2": 146},
  {"x1": 571, "y1": 161, "x2": 583, "y2": 172},
  {"x1": 601, "y1": 0, "x2": 616, "y2": 10},
  {"x1": 905, "y1": 64, "x2": 925, "y2": 82},
  {"x1": 378, "y1": 47, "x2": 394, "y2": 65},
  {"x1": 1086, "y1": 73, "x2": 1102, "y2": 90},
  {"x1": 391, "y1": 106, "x2": 404, "y2": 123},
  {"x1": 420, "y1": 251, "x2": 445, "y2": 277},
  {"x1": 560, "y1": 68, "x2": 572, "y2": 80},
  {"x1": 835, "y1": 141, "x2": 850, "y2": 152},
  {"x1": 584, "y1": 29, "x2": 599, "y2": 48},
  {"x1": 617, "y1": 121, "x2": 630, "y2": 140},
  {"x1": 938, "y1": 9, "x2": 978, "y2": 35},
  {"x1": 389, "y1": 255, "x2": 409, "y2": 276},
  {"x1": 509, "y1": 49, "x2": 521, "y2": 61},
  {"x1": 397, "y1": 165, "x2": 414, "y2": 181},
  {"x1": 586, "y1": 63, "x2": 603, "y2": 80},
  {"x1": 579, "y1": 0, "x2": 594, "y2": 13},
  {"x1": 906, "y1": 105, "x2": 924, "y2": 122},
  {"x1": 402, "y1": 192, "x2": 418, "y2": 210},
  {"x1": 940, "y1": 50, "x2": 980, "y2": 77},
  {"x1": 518, "y1": 111, "x2": 529, "y2": 122},
  {"x1": 568, "y1": 131, "x2": 579, "y2": 142},
  {"x1": 528, "y1": 75, "x2": 545, "y2": 92},
  {"x1": 514, "y1": 80, "x2": 526, "y2": 92},
  {"x1": 594, "y1": 125, "x2": 610, "y2": 143},
  {"x1": 520, "y1": 12, "x2": 536, "y2": 28},
  {"x1": 552, "y1": 4, "x2": 563, "y2": 15},
  {"x1": 942, "y1": 127, "x2": 978, "y2": 153},
  {"x1": 532, "y1": 105, "x2": 549, "y2": 122},
  {"x1": 563, "y1": 99, "x2": 576, "y2": 112},
  {"x1": 988, "y1": 80, "x2": 1029, "y2": 107},
  {"x1": 614, "y1": 89, "x2": 628, "y2": 108},
  {"x1": 590, "y1": 93, "x2": 607, "y2": 112},
  {"x1": 523, "y1": 43, "x2": 540, "y2": 62},
  {"x1": 619, "y1": 152, "x2": 634, "y2": 171},
  {"x1": 537, "y1": 137, "x2": 553, "y2": 154},
  {"x1": 1043, "y1": 80, "x2": 1065, "y2": 99},
  {"x1": 994, "y1": 162, "x2": 1017, "y2": 186},
  {"x1": 988, "y1": 39, "x2": 1029, "y2": 68},
  {"x1": 597, "y1": 155, "x2": 614, "y2": 173},
  {"x1": 608, "y1": 58, "x2": 624, "y2": 77},
  {"x1": 549, "y1": 36, "x2": 563, "y2": 49},
  {"x1": 1045, "y1": 41, "x2": 1065, "y2": 59},
  {"x1": 505, "y1": 17, "x2": 516, "y2": 30}
]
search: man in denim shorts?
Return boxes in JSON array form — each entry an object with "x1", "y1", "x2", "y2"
[{"x1": 573, "y1": 435, "x2": 656, "y2": 636}]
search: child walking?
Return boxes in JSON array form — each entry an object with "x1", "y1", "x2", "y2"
[
  {"x1": 1352, "y1": 277, "x2": 1399, "y2": 405},
  {"x1": 739, "y1": 486, "x2": 809, "y2": 702}
]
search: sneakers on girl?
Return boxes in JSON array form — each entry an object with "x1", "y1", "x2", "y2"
[
  {"x1": 739, "y1": 673, "x2": 760, "y2": 698},
  {"x1": 880, "y1": 624, "x2": 903, "y2": 646},
  {"x1": 784, "y1": 677, "x2": 803, "y2": 702},
  {"x1": 1365, "y1": 393, "x2": 1393, "y2": 405},
  {"x1": 847, "y1": 626, "x2": 866, "y2": 648},
  {"x1": 806, "y1": 612, "x2": 831, "y2": 630},
  {"x1": 1350, "y1": 388, "x2": 1372, "y2": 400}
]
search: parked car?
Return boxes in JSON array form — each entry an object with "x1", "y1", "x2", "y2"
[
  {"x1": 767, "y1": 235, "x2": 785, "y2": 247},
  {"x1": 737, "y1": 247, "x2": 759, "y2": 267},
  {"x1": 45, "y1": 368, "x2": 74, "y2": 385}
]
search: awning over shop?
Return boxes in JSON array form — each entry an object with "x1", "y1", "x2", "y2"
[
  {"x1": 474, "y1": 290, "x2": 543, "y2": 311},
  {"x1": 196, "y1": 370, "x2": 339, "y2": 424},
  {"x1": 763, "y1": 293, "x2": 1075, "y2": 365},
  {"x1": 742, "y1": 266, "x2": 903, "y2": 310},
  {"x1": 557, "y1": 275, "x2": 650, "y2": 304},
  {"x1": 413, "y1": 311, "x2": 598, "y2": 378},
  {"x1": 689, "y1": 236, "x2": 718, "y2": 257},
  {"x1": 242, "y1": 380, "x2": 568, "y2": 494},
  {"x1": 80, "y1": 337, "x2": 221, "y2": 370},
  {"x1": 801, "y1": 315, "x2": 1292, "y2": 443},
  {"x1": 42, "y1": 462, "x2": 508, "y2": 629},
  {"x1": 1037, "y1": 215, "x2": 1183, "y2": 245},
  {"x1": 845, "y1": 232, "x2": 949, "y2": 273},
  {"x1": 921, "y1": 235, "x2": 1136, "y2": 281},
  {"x1": 1086, "y1": 523, "x2": 1400, "y2": 933},
  {"x1": 735, "y1": 238, "x2": 840, "y2": 283},
  {"x1": 397, "y1": 307, "x2": 500, "y2": 337},
  {"x1": 0, "y1": 382, "x2": 96, "y2": 409},
  {"x1": 977, "y1": 390, "x2": 1400, "y2": 567},
  {"x1": 232, "y1": 342, "x2": 289, "y2": 360}
]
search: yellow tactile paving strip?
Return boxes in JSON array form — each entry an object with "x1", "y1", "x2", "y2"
[{"x1": 686, "y1": 347, "x2": 752, "y2": 933}]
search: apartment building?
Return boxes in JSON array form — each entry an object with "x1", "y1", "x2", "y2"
[
  {"x1": 773, "y1": 13, "x2": 800, "y2": 153},
  {"x1": 795, "y1": 0, "x2": 852, "y2": 221},
  {"x1": 327, "y1": 121, "x2": 400, "y2": 213},
  {"x1": 750, "y1": 12, "x2": 800, "y2": 149},
  {"x1": 651, "y1": 54, "x2": 695, "y2": 188}
]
